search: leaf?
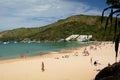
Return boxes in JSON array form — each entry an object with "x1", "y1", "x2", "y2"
[
  {"x1": 115, "y1": 34, "x2": 120, "y2": 58},
  {"x1": 109, "y1": 8, "x2": 113, "y2": 34},
  {"x1": 101, "y1": 6, "x2": 113, "y2": 23},
  {"x1": 103, "y1": 13, "x2": 111, "y2": 37},
  {"x1": 113, "y1": 15, "x2": 118, "y2": 42},
  {"x1": 101, "y1": 5, "x2": 120, "y2": 23}
]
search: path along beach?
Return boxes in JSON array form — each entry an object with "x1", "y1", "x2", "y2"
[{"x1": 0, "y1": 42, "x2": 120, "y2": 80}]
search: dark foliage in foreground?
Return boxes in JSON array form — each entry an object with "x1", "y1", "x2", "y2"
[
  {"x1": 95, "y1": 0, "x2": 120, "y2": 80},
  {"x1": 101, "y1": 0, "x2": 120, "y2": 62},
  {"x1": 95, "y1": 62, "x2": 120, "y2": 80}
]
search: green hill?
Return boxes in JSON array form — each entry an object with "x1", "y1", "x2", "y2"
[{"x1": 0, "y1": 15, "x2": 117, "y2": 42}]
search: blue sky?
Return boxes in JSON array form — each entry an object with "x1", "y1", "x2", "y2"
[{"x1": 0, "y1": 0, "x2": 107, "y2": 31}]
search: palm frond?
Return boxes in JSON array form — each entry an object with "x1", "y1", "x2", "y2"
[
  {"x1": 109, "y1": 8, "x2": 113, "y2": 34},
  {"x1": 101, "y1": 5, "x2": 120, "y2": 23},
  {"x1": 115, "y1": 33, "x2": 120, "y2": 62},
  {"x1": 102, "y1": 3, "x2": 120, "y2": 62},
  {"x1": 113, "y1": 14, "x2": 120, "y2": 42}
]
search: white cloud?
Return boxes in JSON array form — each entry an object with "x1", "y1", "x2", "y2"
[{"x1": 0, "y1": 0, "x2": 102, "y2": 31}]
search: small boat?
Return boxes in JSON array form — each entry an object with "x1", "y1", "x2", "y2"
[
  {"x1": 14, "y1": 41, "x2": 17, "y2": 43},
  {"x1": 3, "y1": 42, "x2": 9, "y2": 44}
]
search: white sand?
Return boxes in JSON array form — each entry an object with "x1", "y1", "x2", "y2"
[{"x1": 0, "y1": 42, "x2": 120, "y2": 80}]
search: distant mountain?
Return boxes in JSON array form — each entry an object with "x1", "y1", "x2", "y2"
[{"x1": 0, "y1": 15, "x2": 117, "y2": 42}]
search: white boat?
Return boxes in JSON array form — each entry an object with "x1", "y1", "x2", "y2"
[
  {"x1": 14, "y1": 41, "x2": 17, "y2": 43},
  {"x1": 3, "y1": 42, "x2": 9, "y2": 44}
]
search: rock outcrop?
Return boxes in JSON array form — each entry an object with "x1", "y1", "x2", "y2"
[{"x1": 95, "y1": 62, "x2": 120, "y2": 80}]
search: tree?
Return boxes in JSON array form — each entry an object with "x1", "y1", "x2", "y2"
[
  {"x1": 102, "y1": 0, "x2": 120, "y2": 62},
  {"x1": 106, "y1": 0, "x2": 119, "y2": 5}
]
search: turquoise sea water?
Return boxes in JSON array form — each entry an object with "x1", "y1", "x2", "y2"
[{"x1": 0, "y1": 42, "x2": 91, "y2": 60}]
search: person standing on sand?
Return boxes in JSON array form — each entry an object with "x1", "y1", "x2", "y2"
[{"x1": 41, "y1": 61, "x2": 45, "y2": 72}]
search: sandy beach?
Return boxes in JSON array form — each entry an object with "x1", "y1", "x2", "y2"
[{"x1": 0, "y1": 42, "x2": 120, "y2": 80}]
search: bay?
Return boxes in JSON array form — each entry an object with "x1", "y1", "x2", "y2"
[{"x1": 0, "y1": 42, "x2": 91, "y2": 60}]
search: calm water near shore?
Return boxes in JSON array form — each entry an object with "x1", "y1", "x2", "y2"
[{"x1": 0, "y1": 42, "x2": 92, "y2": 60}]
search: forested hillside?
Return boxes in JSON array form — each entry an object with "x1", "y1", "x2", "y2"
[{"x1": 0, "y1": 15, "x2": 117, "y2": 42}]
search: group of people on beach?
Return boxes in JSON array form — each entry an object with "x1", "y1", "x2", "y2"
[
  {"x1": 40, "y1": 42, "x2": 114, "y2": 72},
  {"x1": 82, "y1": 48, "x2": 89, "y2": 56}
]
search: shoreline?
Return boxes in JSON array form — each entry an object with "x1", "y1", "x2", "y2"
[
  {"x1": 0, "y1": 41, "x2": 119, "y2": 80},
  {"x1": 0, "y1": 41, "x2": 112, "y2": 64},
  {"x1": 0, "y1": 42, "x2": 92, "y2": 64},
  {"x1": 0, "y1": 47, "x2": 86, "y2": 64}
]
